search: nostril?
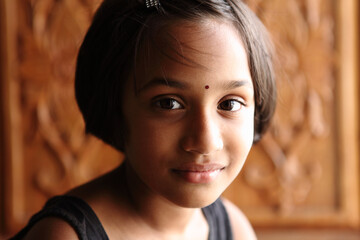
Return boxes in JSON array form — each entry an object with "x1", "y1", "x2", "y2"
[
  {"x1": 180, "y1": 113, "x2": 223, "y2": 155},
  {"x1": 180, "y1": 135, "x2": 224, "y2": 155}
]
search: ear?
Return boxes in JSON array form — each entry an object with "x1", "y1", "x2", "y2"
[
  {"x1": 110, "y1": 112, "x2": 128, "y2": 152},
  {"x1": 253, "y1": 132, "x2": 261, "y2": 144}
]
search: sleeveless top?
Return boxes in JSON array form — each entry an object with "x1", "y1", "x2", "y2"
[{"x1": 11, "y1": 196, "x2": 233, "y2": 240}]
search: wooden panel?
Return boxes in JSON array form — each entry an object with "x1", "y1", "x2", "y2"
[
  {"x1": 224, "y1": 0, "x2": 360, "y2": 230},
  {"x1": 336, "y1": 0, "x2": 360, "y2": 228},
  {"x1": 1, "y1": 0, "x2": 123, "y2": 234},
  {"x1": 0, "y1": 0, "x2": 7, "y2": 234},
  {"x1": 256, "y1": 229, "x2": 360, "y2": 240},
  {"x1": 0, "y1": 0, "x2": 23, "y2": 234},
  {"x1": 0, "y1": 0, "x2": 359, "y2": 237}
]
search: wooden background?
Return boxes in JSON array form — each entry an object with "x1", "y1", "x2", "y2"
[{"x1": 0, "y1": 0, "x2": 359, "y2": 239}]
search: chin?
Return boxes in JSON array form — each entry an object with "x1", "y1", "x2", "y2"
[{"x1": 165, "y1": 186, "x2": 225, "y2": 209}]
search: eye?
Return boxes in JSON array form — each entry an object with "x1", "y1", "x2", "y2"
[
  {"x1": 155, "y1": 98, "x2": 183, "y2": 110},
  {"x1": 218, "y1": 99, "x2": 244, "y2": 112}
]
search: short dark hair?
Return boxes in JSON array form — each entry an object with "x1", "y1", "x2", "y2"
[{"x1": 75, "y1": 0, "x2": 276, "y2": 151}]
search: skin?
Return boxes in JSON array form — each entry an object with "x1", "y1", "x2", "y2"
[
  {"x1": 122, "y1": 18, "x2": 254, "y2": 209},
  {"x1": 23, "y1": 19, "x2": 257, "y2": 240}
]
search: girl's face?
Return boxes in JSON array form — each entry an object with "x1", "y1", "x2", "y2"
[{"x1": 122, "y1": 19, "x2": 254, "y2": 208}]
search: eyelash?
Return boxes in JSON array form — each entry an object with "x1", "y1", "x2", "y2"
[
  {"x1": 153, "y1": 96, "x2": 246, "y2": 112},
  {"x1": 154, "y1": 98, "x2": 184, "y2": 110},
  {"x1": 217, "y1": 99, "x2": 245, "y2": 112}
]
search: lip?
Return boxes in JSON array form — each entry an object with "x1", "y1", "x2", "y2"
[{"x1": 172, "y1": 163, "x2": 225, "y2": 184}]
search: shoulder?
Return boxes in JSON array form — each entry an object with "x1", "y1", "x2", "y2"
[
  {"x1": 22, "y1": 217, "x2": 78, "y2": 240},
  {"x1": 222, "y1": 198, "x2": 257, "y2": 240}
]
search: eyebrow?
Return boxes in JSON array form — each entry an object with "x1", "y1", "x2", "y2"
[
  {"x1": 137, "y1": 78, "x2": 189, "y2": 93},
  {"x1": 137, "y1": 77, "x2": 251, "y2": 92},
  {"x1": 223, "y1": 80, "x2": 252, "y2": 90}
]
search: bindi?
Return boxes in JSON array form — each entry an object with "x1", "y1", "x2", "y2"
[{"x1": 205, "y1": 85, "x2": 210, "y2": 89}]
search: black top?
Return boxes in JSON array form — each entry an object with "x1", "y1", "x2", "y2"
[{"x1": 11, "y1": 195, "x2": 233, "y2": 240}]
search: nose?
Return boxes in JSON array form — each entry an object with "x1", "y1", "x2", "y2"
[{"x1": 180, "y1": 110, "x2": 223, "y2": 155}]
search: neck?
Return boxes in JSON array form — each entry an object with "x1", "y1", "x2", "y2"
[{"x1": 120, "y1": 162, "x2": 208, "y2": 237}]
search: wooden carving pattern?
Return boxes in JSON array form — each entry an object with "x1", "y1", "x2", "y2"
[
  {"x1": 14, "y1": 0, "x2": 340, "y2": 226},
  {"x1": 230, "y1": 0, "x2": 336, "y2": 215},
  {"x1": 17, "y1": 0, "x2": 122, "y2": 213}
]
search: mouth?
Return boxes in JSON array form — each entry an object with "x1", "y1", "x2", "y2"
[{"x1": 172, "y1": 164, "x2": 226, "y2": 184}]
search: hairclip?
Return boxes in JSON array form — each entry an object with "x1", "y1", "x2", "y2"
[{"x1": 145, "y1": 0, "x2": 160, "y2": 8}]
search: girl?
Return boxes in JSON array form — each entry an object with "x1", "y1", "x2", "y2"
[{"x1": 13, "y1": 0, "x2": 276, "y2": 239}]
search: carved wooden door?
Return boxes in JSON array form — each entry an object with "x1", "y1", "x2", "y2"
[{"x1": 1, "y1": 0, "x2": 359, "y2": 239}]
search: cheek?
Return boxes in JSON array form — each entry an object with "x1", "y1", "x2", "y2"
[
  {"x1": 124, "y1": 118, "x2": 176, "y2": 159},
  {"x1": 227, "y1": 113, "x2": 255, "y2": 160}
]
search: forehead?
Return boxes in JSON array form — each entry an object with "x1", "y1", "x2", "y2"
[
  {"x1": 167, "y1": 19, "x2": 241, "y2": 52},
  {"x1": 134, "y1": 18, "x2": 251, "y2": 88},
  {"x1": 156, "y1": 19, "x2": 245, "y2": 63}
]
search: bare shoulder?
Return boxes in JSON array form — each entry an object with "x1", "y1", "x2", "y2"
[
  {"x1": 222, "y1": 198, "x2": 257, "y2": 240},
  {"x1": 23, "y1": 217, "x2": 78, "y2": 240}
]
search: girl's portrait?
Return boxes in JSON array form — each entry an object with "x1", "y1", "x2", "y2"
[
  {"x1": 0, "y1": 0, "x2": 359, "y2": 239},
  {"x1": 11, "y1": 0, "x2": 275, "y2": 239}
]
